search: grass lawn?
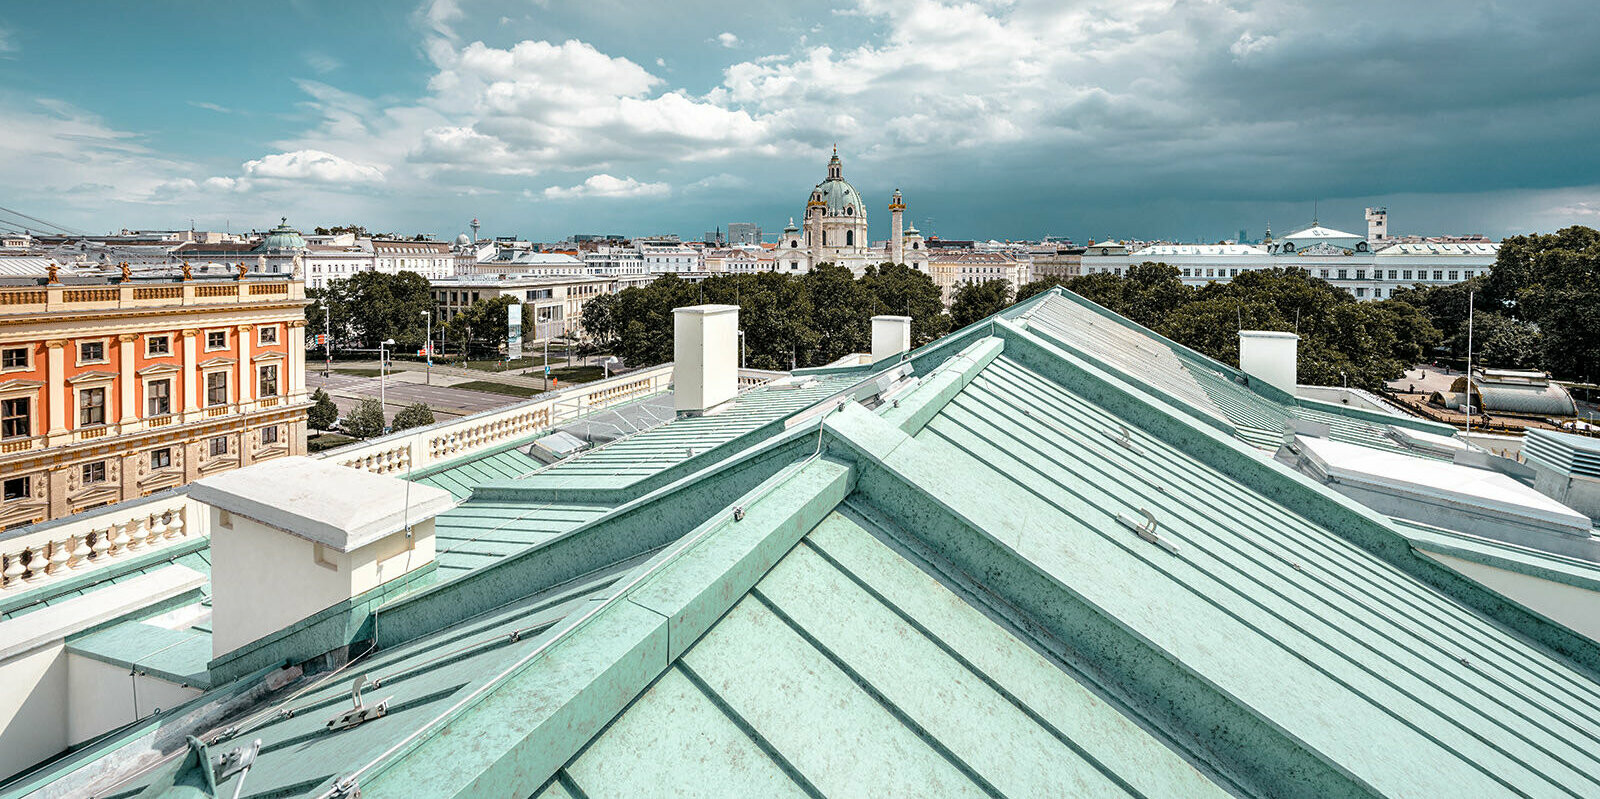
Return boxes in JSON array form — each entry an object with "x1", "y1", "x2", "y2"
[
  {"x1": 453, "y1": 380, "x2": 543, "y2": 398},
  {"x1": 549, "y1": 365, "x2": 603, "y2": 383},
  {"x1": 332, "y1": 367, "x2": 384, "y2": 377},
  {"x1": 307, "y1": 432, "x2": 358, "y2": 453}
]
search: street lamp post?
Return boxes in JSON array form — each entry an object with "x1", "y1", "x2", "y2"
[
  {"x1": 738, "y1": 329, "x2": 746, "y2": 369},
  {"x1": 421, "y1": 310, "x2": 432, "y2": 386},
  {"x1": 380, "y1": 338, "x2": 396, "y2": 431}
]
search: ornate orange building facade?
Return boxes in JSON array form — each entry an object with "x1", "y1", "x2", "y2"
[{"x1": 0, "y1": 275, "x2": 310, "y2": 528}]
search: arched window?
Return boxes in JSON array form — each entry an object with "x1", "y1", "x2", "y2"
[
  {"x1": 845, "y1": 205, "x2": 854, "y2": 216},
  {"x1": 846, "y1": 230, "x2": 854, "y2": 246},
  {"x1": 912, "y1": 241, "x2": 920, "y2": 250}
]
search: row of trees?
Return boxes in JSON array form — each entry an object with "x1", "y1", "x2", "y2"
[
  {"x1": 581, "y1": 265, "x2": 950, "y2": 370},
  {"x1": 1391, "y1": 226, "x2": 1600, "y2": 381},
  {"x1": 307, "y1": 387, "x2": 435, "y2": 439}
]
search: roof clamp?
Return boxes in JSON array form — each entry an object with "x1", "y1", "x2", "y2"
[
  {"x1": 212, "y1": 738, "x2": 261, "y2": 787},
  {"x1": 1109, "y1": 423, "x2": 1136, "y2": 451},
  {"x1": 327, "y1": 675, "x2": 392, "y2": 732},
  {"x1": 1118, "y1": 508, "x2": 1180, "y2": 555},
  {"x1": 733, "y1": 505, "x2": 746, "y2": 522}
]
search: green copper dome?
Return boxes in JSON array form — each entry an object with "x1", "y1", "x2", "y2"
[
  {"x1": 807, "y1": 147, "x2": 863, "y2": 217},
  {"x1": 257, "y1": 217, "x2": 307, "y2": 251}
]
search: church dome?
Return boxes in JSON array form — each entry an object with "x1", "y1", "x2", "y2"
[
  {"x1": 455, "y1": 233, "x2": 472, "y2": 246},
  {"x1": 807, "y1": 147, "x2": 864, "y2": 217},
  {"x1": 256, "y1": 218, "x2": 306, "y2": 252}
]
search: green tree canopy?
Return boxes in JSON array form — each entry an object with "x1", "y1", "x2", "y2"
[
  {"x1": 950, "y1": 279, "x2": 1014, "y2": 328},
  {"x1": 307, "y1": 388, "x2": 338, "y2": 431},
  {"x1": 344, "y1": 397, "x2": 386, "y2": 439},
  {"x1": 391, "y1": 402, "x2": 436, "y2": 432},
  {"x1": 310, "y1": 271, "x2": 432, "y2": 351},
  {"x1": 443, "y1": 295, "x2": 519, "y2": 359}
]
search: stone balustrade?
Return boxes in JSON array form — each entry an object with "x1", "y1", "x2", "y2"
[
  {"x1": 0, "y1": 279, "x2": 303, "y2": 314},
  {"x1": 323, "y1": 363, "x2": 677, "y2": 476},
  {"x1": 0, "y1": 492, "x2": 204, "y2": 593}
]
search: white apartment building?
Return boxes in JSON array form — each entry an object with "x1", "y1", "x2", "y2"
[
  {"x1": 302, "y1": 234, "x2": 375, "y2": 290},
  {"x1": 583, "y1": 246, "x2": 647, "y2": 279},
  {"x1": 928, "y1": 250, "x2": 1032, "y2": 306},
  {"x1": 640, "y1": 243, "x2": 703, "y2": 274},
  {"x1": 1079, "y1": 214, "x2": 1499, "y2": 301},
  {"x1": 372, "y1": 239, "x2": 454, "y2": 281}
]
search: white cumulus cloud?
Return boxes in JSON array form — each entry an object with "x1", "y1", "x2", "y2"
[
  {"x1": 542, "y1": 174, "x2": 669, "y2": 199},
  {"x1": 241, "y1": 150, "x2": 386, "y2": 184},
  {"x1": 717, "y1": 32, "x2": 740, "y2": 48}
]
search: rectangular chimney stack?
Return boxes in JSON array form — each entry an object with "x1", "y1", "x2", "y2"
[
  {"x1": 674, "y1": 304, "x2": 740, "y2": 416},
  {"x1": 872, "y1": 315, "x2": 912, "y2": 362},
  {"x1": 1237, "y1": 330, "x2": 1299, "y2": 395}
]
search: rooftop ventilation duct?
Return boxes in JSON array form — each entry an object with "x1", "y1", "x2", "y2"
[
  {"x1": 189, "y1": 456, "x2": 455, "y2": 661},
  {"x1": 673, "y1": 304, "x2": 739, "y2": 417},
  {"x1": 872, "y1": 315, "x2": 912, "y2": 363},
  {"x1": 1238, "y1": 330, "x2": 1298, "y2": 395}
]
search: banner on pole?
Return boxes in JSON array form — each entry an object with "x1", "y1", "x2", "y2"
[{"x1": 507, "y1": 303, "x2": 523, "y2": 360}]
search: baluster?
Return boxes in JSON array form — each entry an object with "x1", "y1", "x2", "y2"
[
  {"x1": 126, "y1": 518, "x2": 147, "y2": 551},
  {"x1": 110, "y1": 522, "x2": 131, "y2": 555},
  {"x1": 145, "y1": 516, "x2": 163, "y2": 547},
  {"x1": 23, "y1": 546, "x2": 48, "y2": 582},
  {"x1": 2, "y1": 554, "x2": 24, "y2": 588},
  {"x1": 69, "y1": 534, "x2": 91, "y2": 568},
  {"x1": 166, "y1": 511, "x2": 184, "y2": 540},
  {"x1": 48, "y1": 540, "x2": 70, "y2": 574},
  {"x1": 91, "y1": 528, "x2": 111, "y2": 560}
]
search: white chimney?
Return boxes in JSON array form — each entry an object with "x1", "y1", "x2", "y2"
[
  {"x1": 189, "y1": 456, "x2": 455, "y2": 660},
  {"x1": 1237, "y1": 330, "x2": 1299, "y2": 395},
  {"x1": 872, "y1": 315, "x2": 912, "y2": 362},
  {"x1": 674, "y1": 304, "x2": 740, "y2": 416}
]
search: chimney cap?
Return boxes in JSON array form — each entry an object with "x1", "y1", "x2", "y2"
[
  {"x1": 673, "y1": 304, "x2": 740, "y2": 317},
  {"x1": 189, "y1": 457, "x2": 454, "y2": 552}
]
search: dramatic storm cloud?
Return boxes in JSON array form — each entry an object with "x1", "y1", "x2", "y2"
[{"x1": 0, "y1": 0, "x2": 1595, "y2": 241}]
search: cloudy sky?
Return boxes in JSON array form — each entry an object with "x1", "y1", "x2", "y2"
[{"x1": 2, "y1": 0, "x2": 1597, "y2": 243}]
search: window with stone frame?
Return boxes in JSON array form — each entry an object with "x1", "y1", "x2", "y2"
[
  {"x1": 147, "y1": 335, "x2": 171, "y2": 356},
  {"x1": 209, "y1": 436, "x2": 228, "y2": 457},
  {"x1": 78, "y1": 340, "x2": 106, "y2": 363},
  {"x1": 257, "y1": 364, "x2": 279, "y2": 397},
  {"x1": 1, "y1": 397, "x2": 29, "y2": 439},
  {"x1": 150, "y1": 447, "x2": 172, "y2": 469},
  {"x1": 206, "y1": 371, "x2": 228, "y2": 406},
  {"x1": 147, "y1": 379, "x2": 172, "y2": 416},
  {"x1": 81, "y1": 461, "x2": 106, "y2": 484},
  {"x1": 1, "y1": 347, "x2": 27, "y2": 370},
  {"x1": 78, "y1": 387, "x2": 106, "y2": 426}
]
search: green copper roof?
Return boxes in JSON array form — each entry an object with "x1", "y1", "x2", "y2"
[
  {"x1": 1020, "y1": 290, "x2": 1457, "y2": 455},
  {"x1": 16, "y1": 289, "x2": 1600, "y2": 799}
]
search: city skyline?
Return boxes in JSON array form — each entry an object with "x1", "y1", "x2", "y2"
[{"x1": 2, "y1": 0, "x2": 1599, "y2": 242}]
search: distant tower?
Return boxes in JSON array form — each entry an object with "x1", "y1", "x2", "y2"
[
  {"x1": 890, "y1": 189, "x2": 906, "y2": 264},
  {"x1": 1365, "y1": 207, "x2": 1388, "y2": 242},
  {"x1": 470, "y1": 218, "x2": 480, "y2": 244}
]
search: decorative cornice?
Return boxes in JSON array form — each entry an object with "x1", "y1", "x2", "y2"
[
  {"x1": 199, "y1": 357, "x2": 237, "y2": 368},
  {"x1": 0, "y1": 378, "x2": 45, "y2": 393},
  {"x1": 136, "y1": 363, "x2": 184, "y2": 377},
  {"x1": 251, "y1": 351, "x2": 286, "y2": 362},
  {"x1": 66, "y1": 370, "x2": 118, "y2": 385}
]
